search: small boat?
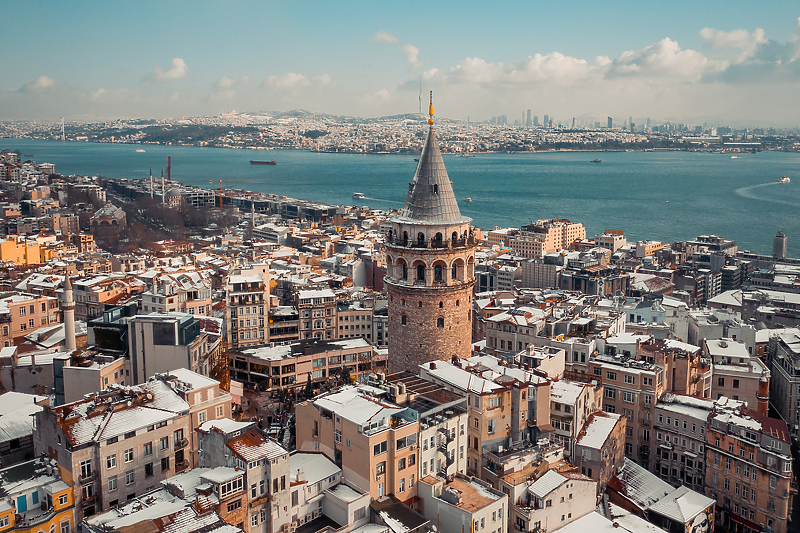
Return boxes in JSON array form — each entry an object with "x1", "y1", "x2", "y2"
[
  {"x1": 135, "y1": 149, "x2": 145, "y2": 153},
  {"x1": 591, "y1": 159, "x2": 602, "y2": 163},
  {"x1": 24, "y1": 153, "x2": 33, "y2": 157},
  {"x1": 462, "y1": 153, "x2": 474, "y2": 157},
  {"x1": 780, "y1": 176, "x2": 791, "y2": 183},
  {"x1": 352, "y1": 192, "x2": 365, "y2": 199},
  {"x1": 730, "y1": 155, "x2": 738, "y2": 159},
  {"x1": 463, "y1": 198, "x2": 472, "y2": 202},
  {"x1": 414, "y1": 158, "x2": 419, "y2": 162},
  {"x1": 250, "y1": 160, "x2": 277, "y2": 165}
]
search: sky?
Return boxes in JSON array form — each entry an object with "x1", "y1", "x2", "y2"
[{"x1": 2, "y1": 0, "x2": 800, "y2": 125}]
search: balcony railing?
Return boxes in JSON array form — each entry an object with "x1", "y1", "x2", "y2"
[
  {"x1": 175, "y1": 459, "x2": 190, "y2": 472},
  {"x1": 385, "y1": 236, "x2": 477, "y2": 249},
  {"x1": 78, "y1": 470, "x2": 96, "y2": 483},
  {"x1": 175, "y1": 438, "x2": 189, "y2": 450}
]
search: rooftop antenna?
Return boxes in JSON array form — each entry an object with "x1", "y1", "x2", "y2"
[{"x1": 419, "y1": 82, "x2": 422, "y2": 115}]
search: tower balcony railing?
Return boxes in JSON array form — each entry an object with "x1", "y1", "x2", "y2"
[{"x1": 385, "y1": 236, "x2": 477, "y2": 249}]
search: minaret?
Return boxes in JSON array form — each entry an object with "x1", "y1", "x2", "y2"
[
  {"x1": 62, "y1": 273, "x2": 76, "y2": 352},
  {"x1": 385, "y1": 92, "x2": 477, "y2": 373},
  {"x1": 150, "y1": 167, "x2": 154, "y2": 199}
]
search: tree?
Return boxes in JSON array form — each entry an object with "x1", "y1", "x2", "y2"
[
  {"x1": 304, "y1": 373, "x2": 313, "y2": 398},
  {"x1": 338, "y1": 365, "x2": 351, "y2": 386}
]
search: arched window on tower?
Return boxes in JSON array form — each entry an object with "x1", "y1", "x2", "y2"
[
  {"x1": 437, "y1": 317, "x2": 444, "y2": 328},
  {"x1": 439, "y1": 301, "x2": 443, "y2": 309},
  {"x1": 452, "y1": 231, "x2": 458, "y2": 244},
  {"x1": 433, "y1": 184, "x2": 439, "y2": 194},
  {"x1": 403, "y1": 231, "x2": 408, "y2": 245},
  {"x1": 451, "y1": 263, "x2": 457, "y2": 280},
  {"x1": 402, "y1": 263, "x2": 408, "y2": 280},
  {"x1": 417, "y1": 232, "x2": 425, "y2": 246},
  {"x1": 401, "y1": 314, "x2": 407, "y2": 326},
  {"x1": 417, "y1": 264, "x2": 425, "y2": 281},
  {"x1": 388, "y1": 229, "x2": 393, "y2": 241},
  {"x1": 434, "y1": 264, "x2": 443, "y2": 281},
  {"x1": 434, "y1": 232, "x2": 443, "y2": 246}
]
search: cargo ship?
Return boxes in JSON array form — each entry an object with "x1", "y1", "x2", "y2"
[{"x1": 250, "y1": 160, "x2": 277, "y2": 165}]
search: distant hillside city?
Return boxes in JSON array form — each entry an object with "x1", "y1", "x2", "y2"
[
  {"x1": 2, "y1": 110, "x2": 800, "y2": 153},
  {"x1": 0, "y1": 114, "x2": 797, "y2": 533}
]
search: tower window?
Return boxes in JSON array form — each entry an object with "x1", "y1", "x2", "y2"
[
  {"x1": 417, "y1": 264, "x2": 425, "y2": 281},
  {"x1": 401, "y1": 315, "x2": 407, "y2": 326},
  {"x1": 417, "y1": 232, "x2": 425, "y2": 245},
  {"x1": 452, "y1": 231, "x2": 458, "y2": 243},
  {"x1": 452, "y1": 263, "x2": 457, "y2": 280},
  {"x1": 437, "y1": 318, "x2": 444, "y2": 328},
  {"x1": 402, "y1": 263, "x2": 408, "y2": 280},
  {"x1": 434, "y1": 264, "x2": 443, "y2": 281},
  {"x1": 403, "y1": 231, "x2": 408, "y2": 244},
  {"x1": 439, "y1": 302, "x2": 443, "y2": 309},
  {"x1": 418, "y1": 301, "x2": 422, "y2": 308},
  {"x1": 434, "y1": 232, "x2": 443, "y2": 244},
  {"x1": 456, "y1": 300, "x2": 460, "y2": 307},
  {"x1": 433, "y1": 184, "x2": 439, "y2": 194}
]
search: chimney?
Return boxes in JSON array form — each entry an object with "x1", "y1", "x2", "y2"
[{"x1": 430, "y1": 362, "x2": 436, "y2": 370}]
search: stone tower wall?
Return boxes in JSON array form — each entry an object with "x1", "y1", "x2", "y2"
[{"x1": 387, "y1": 280, "x2": 474, "y2": 373}]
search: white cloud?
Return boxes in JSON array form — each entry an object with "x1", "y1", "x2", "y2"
[
  {"x1": 265, "y1": 72, "x2": 311, "y2": 88},
  {"x1": 607, "y1": 38, "x2": 722, "y2": 81},
  {"x1": 170, "y1": 92, "x2": 180, "y2": 101},
  {"x1": 21, "y1": 76, "x2": 55, "y2": 92},
  {"x1": 90, "y1": 88, "x2": 106, "y2": 100},
  {"x1": 211, "y1": 89, "x2": 236, "y2": 101},
  {"x1": 148, "y1": 58, "x2": 189, "y2": 82},
  {"x1": 216, "y1": 75, "x2": 249, "y2": 88},
  {"x1": 314, "y1": 74, "x2": 332, "y2": 86},
  {"x1": 369, "y1": 30, "x2": 400, "y2": 44},
  {"x1": 370, "y1": 31, "x2": 423, "y2": 69},
  {"x1": 699, "y1": 27, "x2": 767, "y2": 63}
]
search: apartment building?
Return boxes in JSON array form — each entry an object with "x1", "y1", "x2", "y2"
[
  {"x1": 510, "y1": 469, "x2": 596, "y2": 533},
  {"x1": 417, "y1": 474, "x2": 507, "y2": 533},
  {"x1": 510, "y1": 220, "x2": 586, "y2": 259},
  {"x1": 140, "y1": 271, "x2": 213, "y2": 316},
  {"x1": 417, "y1": 358, "x2": 552, "y2": 477},
  {"x1": 652, "y1": 393, "x2": 715, "y2": 493},
  {"x1": 83, "y1": 467, "x2": 247, "y2": 533},
  {"x1": 197, "y1": 419, "x2": 291, "y2": 533},
  {"x1": 295, "y1": 289, "x2": 336, "y2": 340},
  {"x1": 336, "y1": 299, "x2": 374, "y2": 342},
  {"x1": 229, "y1": 338, "x2": 385, "y2": 393},
  {"x1": 226, "y1": 264, "x2": 270, "y2": 350},
  {"x1": 155, "y1": 369, "x2": 232, "y2": 467},
  {"x1": 484, "y1": 307, "x2": 546, "y2": 356},
  {"x1": 0, "y1": 235, "x2": 46, "y2": 265},
  {"x1": 33, "y1": 381, "x2": 192, "y2": 521},
  {"x1": 128, "y1": 313, "x2": 220, "y2": 382},
  {"x1": 573, "y1": 411, "x2": 626, "y2": 494},
  {"x1": 295, "y1": 386, "x2": 420, "y2": 505},
  {"x1": 704, "y1": 338, "x2": 770, "y2": 413},
  {"x1": 72, "y1": 275, "x2": 142, "y2": 321},
  {"x1": 767, "y1": 330, "x2": 800, "y2": 440},
  {"x1": 0, "y1": 457, "x2": 76, "y2": 533},
  {"x1": 381, "y1": 372, "x2": 470, "y2": 479},
  {"x1": 0, "y1": 293, "x2": 60, "y2": 347},
  {"x1": 638, "y1": 338, "x2": 712, "y2": 398},
  {"x1": 704, "y1": 402, "x2": 794, "y2": 533},
  {"x1": 588, "y1": 353, "x2": 666, "y2": 468},
  {"x1": 549, "y1": 379, "x2": 602, "y2": 459}
]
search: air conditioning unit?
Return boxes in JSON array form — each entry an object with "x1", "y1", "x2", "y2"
[{"x1": 410, "y1": 444, "x2": 417, "y2": 451}]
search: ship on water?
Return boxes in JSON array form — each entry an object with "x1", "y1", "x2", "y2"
[
  {"x1": 780, "y1": 175, "x2": 791, "y2": 183},
  {"x1": 250, "y1": 160, "x2": 277, "y2": 165},
  {"x1": 352, "y1": 192, "x2": 365, "y2": 199}
]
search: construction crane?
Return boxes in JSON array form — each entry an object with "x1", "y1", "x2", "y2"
[{"x1": 209, "y1": 178, "x2": 269, "y2": 213}]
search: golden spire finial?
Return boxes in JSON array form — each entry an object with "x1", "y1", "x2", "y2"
[{"x1": 428, "y1": 91, "x2": 434, "y2": 127}]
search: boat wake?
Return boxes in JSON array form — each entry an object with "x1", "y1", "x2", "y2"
[{"x1": 734, "y1": 182, "x2": 798, "y2": 207}]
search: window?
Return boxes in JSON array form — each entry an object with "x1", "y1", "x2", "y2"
[
  {"x1": 58, "y1": 494, "x2": 68, "y2": 506},
  {"x1": 376, "y1": 461, "x2": 386, "y2": 475},
  {"x1": 126, "y1": 470, "x2": 135, "y2": 485},
  {"x1": 373, "y1": 441, "x2": 388, "y2": 456},
  {"x1": 161, "y1": 437, "x2": 169, "y2": 450},
  {"x1": 124, "y1": 431, "x2": 136, "y2": 439},
  {"x1": 216, "y1": 406, "x2": 224, "y2": 417},
  {"x1": 733, "y1": 379, "x2": 740, "y2": 389},
  {"x1": 107, "y1": 454, "x2": 117, "y2": 469},
  {"x1": 161, "y1": 457, "x2": 170, "y2": 471},
  {"x1": 487, "y1": 419, "x2": 496, "y2": 434},
  {"x1": 198, "y1": 411, "x2": 206, "y2": 424},
  {"x1": 398, "y1": 478, "x2": 405, "y2": 492},
  {"x1": 124, "y1": 448, "x2": 134, "y2": 462},
  {"x1": 624, "y1": 375, "x2": 635, "y2": 384},
  {"x1": 143, "y1": 442, "x2": 153, "y2": 456},
  {"x1": 623, "y1": 391, "x2": 634, "y2": 403},
  {"x1": 718, "y1": 377, "x2": 724, "y2": 387},
  {"x1": 398, "y1": 458, "x2": 406, "y2": 470},
  {"x1": 80, "y1": 459, "x2": 92, "y2": 478},
  {"x1": 108, "y1": 475, "x2": 118, "y2": 491},
  {"x1": 145, "y1": 463, "x2": 153, "y2": 477},
  {"x1": 606, "y1": 371, "x2": 617, "y2": 381},
  {"x1": 334, "y1": 429, "x2": 342, "y2": 444},
  {"x1": 605, "y1": 388, "x2": 616, "y2": 399},
  {"x1": 61, "y1": 521, "x2": 70, "y2": 533},
  {"x1": 227, "y1": 499, "x2": 242, "y2": 512},
  {"x1": 220, "y1": 477, "x2": 244, "y2": 498},
  {"x1": 251, "y1": 513, "x2": 259, "y2": 527},
  {"x1": 437, "y1": 317, "x2": 444, "y2": 328}
]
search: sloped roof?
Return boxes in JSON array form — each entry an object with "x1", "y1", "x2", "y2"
[
  {"x1": 393, "y1": 127, "x2": 471, "y2": 226},
  {"x1": 648, "y1": 485, "x2": 714, "y2": 523}
]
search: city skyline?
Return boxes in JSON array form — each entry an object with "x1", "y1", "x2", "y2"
[{"x1": 2, "y1": 1, "x2": 800, "y2": 125}]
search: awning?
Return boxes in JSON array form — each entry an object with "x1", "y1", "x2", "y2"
[{"x1": 729, "y1": 513, "x2": 762, "y2": 532}]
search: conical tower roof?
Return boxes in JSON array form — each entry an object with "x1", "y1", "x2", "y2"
[{"x1": 394, "y1": 96, "x2": 471, "y2": 226}]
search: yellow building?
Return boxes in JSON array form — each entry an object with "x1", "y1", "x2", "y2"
[
  {"x1": 0, "y1": 458, "x2": 76, "y2": 533},
  {"x1": 0, "y1": 236, "x2": 41, "y2": 266}
]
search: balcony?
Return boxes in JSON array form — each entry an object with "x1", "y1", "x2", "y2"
[
  {"x1": 78, "y1": 470, "x2": 96, "y2": 483},
  {"x1": 249, "y1": 493, "x2": 270, "y2": 508},
  {"x1": 81, "y1": 493, "x2": 97, "y2": 507},
  {"x1": 175, "y1": 459, "x2": 190, "y2": 472},
  {"x1": 175, "y1": 438, "x2": 189, "y2": 450},
  {"x1": 385, "y1": 236, "x2": 477, "y2": 250}
]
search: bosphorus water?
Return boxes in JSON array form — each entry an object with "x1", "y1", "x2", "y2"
[{"x1": 4, "y1": 138, "x2": 800, "y2": 257}]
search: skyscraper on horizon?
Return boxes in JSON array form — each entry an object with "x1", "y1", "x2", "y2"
[
  {"x1": 543, "y1": 114, "x2": 549, "y2": 128},
  {"x1": 534, "y1": 115, "x2": 539, "y2": 127},
  {"x1": 608, "y1": 116, "x2": 613, "y2": 129},
  {"x1": 526, "y1": 109, "x2": 532, "y2": 127}
]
